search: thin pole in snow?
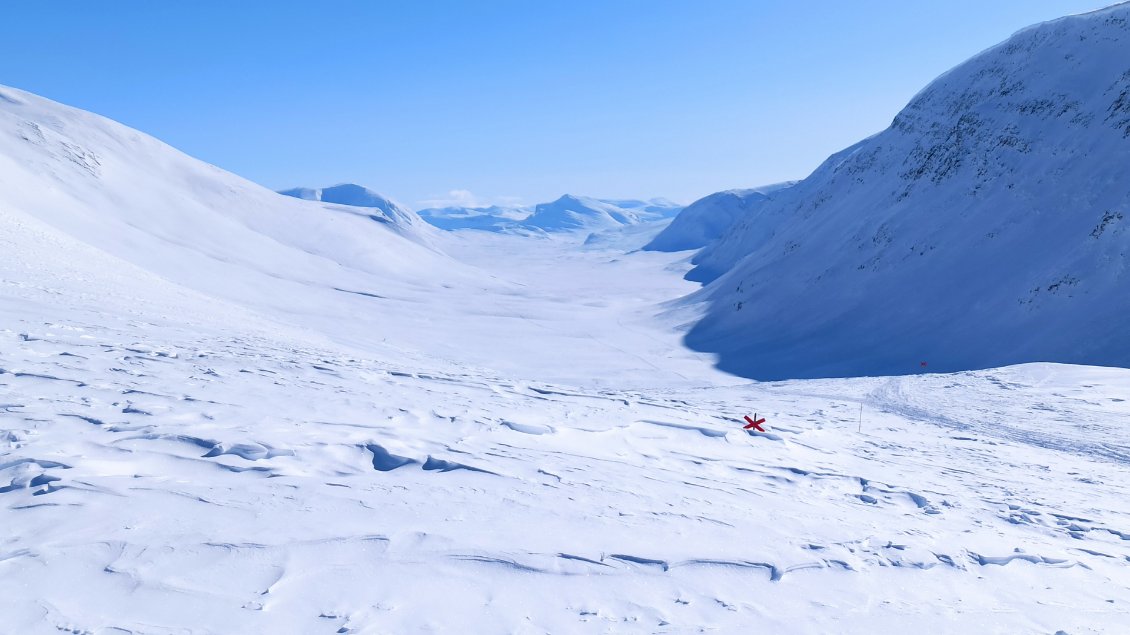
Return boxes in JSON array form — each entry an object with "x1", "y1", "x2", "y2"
[{"x1": 858, "y1": 403, "x2": 863, "y2": 433}]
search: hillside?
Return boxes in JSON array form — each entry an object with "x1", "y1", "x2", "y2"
[
  {"x1": 278, "y1": 183, "x2": 425, "y2": 236},
  {"x1": 645, "y1": 182, "x2": 796, "y2": 258},
  {"x1": 520, "y1": 194, "x2": 681, "y2": 232},
  {"x1": 684, "y1": 4, "x2": 1130, "y2": 380}
]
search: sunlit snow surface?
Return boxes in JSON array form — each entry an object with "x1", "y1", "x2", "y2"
[
  {"x1": 2, "y1": 16, "x2": 1130, "y2": 627},
  {"x1": 2, "y1": 210, "x2": 1129, "y2": 633}
]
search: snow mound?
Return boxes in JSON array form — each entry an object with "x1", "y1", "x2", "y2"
[{"x1": 684, "y1": 4, "x2": 1130, "y2": 380}]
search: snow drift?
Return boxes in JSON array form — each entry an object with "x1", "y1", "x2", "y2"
[{"x1": 520, "y1": 194, "x2": 681, "y2": 232}]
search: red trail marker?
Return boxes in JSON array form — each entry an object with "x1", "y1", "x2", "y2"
[{"x1": 743, "y1": 414, "x2": 766, "y2": 432}]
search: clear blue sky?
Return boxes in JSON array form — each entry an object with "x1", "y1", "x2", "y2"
[{"x1": 1, "y1": 0, "x2": 1106, "y2": 208}]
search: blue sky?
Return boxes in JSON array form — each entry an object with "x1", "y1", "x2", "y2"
[{"x1": 1, "y1": 0, "x2": 1105, "y2": 208}]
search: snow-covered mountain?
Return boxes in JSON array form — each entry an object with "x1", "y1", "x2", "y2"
[
  {"x1": 416, "y1": 204, "x2": 531, "y2": 231},
  {"x1": 278, "y1": 183, "x2": 423, "y2": 234},
  {"x1": 682, "y1": 4, "x2": 1130, "y2": 380},
  {"x1": 645, "y1": 182, "x2": 796, "y2": 257},
  {"x1": 0, "y1": 85, "x2": 472, "y2": 347},
  {"x1": 0, "y1": 85, "x2": 700, "y2": 385},
  {"x1": 520, "y1": 194, "x2": 681, "y2": 232},
  {"x1": 412, "y1": 195, "x2": 683, "y2": 233}
]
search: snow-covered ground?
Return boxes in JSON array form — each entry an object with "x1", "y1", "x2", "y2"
[{"x1": 3, "y1": 195, "x2": 1130, "y2": 633}]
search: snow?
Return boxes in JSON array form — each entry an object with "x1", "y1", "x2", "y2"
[
  {"x1": 278, "y1": 183, "x2": 421, "y2": 232},
  {"x1": 645, "y1": 182, "x2": 796, "y2": 256},
  {"x1": 679, "y1": 4, "x2": 1130, "y2": 380},
  {"x1": 4, "y1": 253, "x2": 1129, "y2": 632},
  {"x1": 2, "y1": 6, "x2": 1130, "y2": 634},
  {"x1": 416, "y1": 204, "x2": 531, "y2": 231},
  {"x1": 413, "y1": 194, "x2": 684, "y2": 234},
  {"x1": 520, "y1": 194, "x2": 681, "y2": 232}
]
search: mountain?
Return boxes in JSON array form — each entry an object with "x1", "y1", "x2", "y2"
[
  {"x1": 682, "y1": 4, "x2": 1130, "y2": 380},
  {"x1": 0, "y1": 85, "x2": 466, "y2": 342},
  {"x1": 278, "y1": 183, "x2": 425, "y2": 236},
  {"x1": 415, "y1": 204, "x2": 530, "y2": 231},
  {"x1": 644, "y1": 182, "x2": 796, "y2": 256},
  {"x1": 414, "y1": 195, "x2": 683, "y2": 233},
  {"x1": 519, "y1": 194, "x2": 682, "y2": 232}
]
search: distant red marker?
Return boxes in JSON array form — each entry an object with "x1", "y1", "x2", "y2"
[{"x1": 743, "y1": 415, "x2": 766, "y2": 432}]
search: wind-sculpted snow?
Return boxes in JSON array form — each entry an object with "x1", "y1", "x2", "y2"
[
  {"x1": 3, "y1": 266, "x2": 1129, "y2": 632},
  {"x1": 685, "y1": 4, "x2": 1130, "y2": 379}
]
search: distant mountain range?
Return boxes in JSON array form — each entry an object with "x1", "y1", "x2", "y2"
[{"x1": 281, "y1": 188, "x2": 683, "y2": 234}]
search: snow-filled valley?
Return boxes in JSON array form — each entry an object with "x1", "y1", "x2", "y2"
[
  {"x1": 4, "y1": 207, "x2": 1130, "y2": 633},
  {"x1": 3, "y1": 5, "x2": 1130, "y2": 634}
]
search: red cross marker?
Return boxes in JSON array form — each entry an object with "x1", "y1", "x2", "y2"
[{"x1": 743, "y1": 414, "x2": 766, "y2": 432}]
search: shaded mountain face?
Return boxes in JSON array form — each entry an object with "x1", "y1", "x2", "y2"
[{"x1": 683, "y1": 5, "x2": 1130, "y2": 380}]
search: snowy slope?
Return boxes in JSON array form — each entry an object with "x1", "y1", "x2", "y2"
[
  {"x1": 520, "y1": 194, "x2": 681, "y2": 232},
  {"x1": 3, "y1": 170, "x2": 1130, "y2": 632},
  {"x1": 0, "y1": 86, "x2": 717, "y2": 387},
  {"x1": 645, "y1": 182, "x2": 796, "y2": 256},
  {"x1": 278, "y1": 183, "x2": 424, "y2": 235},
  {"x1": 416, "y1": 203, "x2": 530, "y2": 231},
  {"x1": 0, "y1": 86, "x2": 452, "y2": 300},
  {"x1": 3, "y1": 232, "x2": 1130, "y2": 633},
  {"x1": 685, "y1": 4, "x2": 1130, "y2": 380}
]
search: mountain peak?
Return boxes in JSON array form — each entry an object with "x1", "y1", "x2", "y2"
[{"x1": 278, "y1": 183, "x2": 421, "y2": 231}]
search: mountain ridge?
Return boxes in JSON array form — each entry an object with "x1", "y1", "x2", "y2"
[{"x1": 680, "y1": 3, "x2": 1130, "y2": 380}]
